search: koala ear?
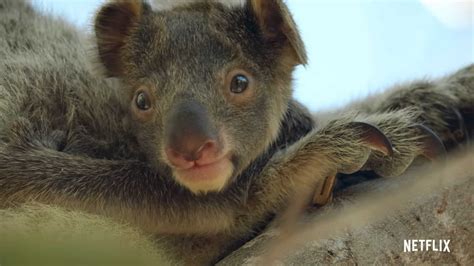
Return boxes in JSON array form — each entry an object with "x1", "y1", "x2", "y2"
[
  {"x1": 94, "y1": 0, "x2": 145, "y2": 77},
  {"x1": 248, "y1": 0, "x2": 307, "y2": 66}
]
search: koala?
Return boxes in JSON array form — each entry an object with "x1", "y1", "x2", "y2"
[{"x1": 0, "y1": 0, "x2": 472, "y2": 264}]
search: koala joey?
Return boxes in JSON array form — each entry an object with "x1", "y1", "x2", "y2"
[{"x1": 0, "y1": 0, "x2": 472, "y2": 264}]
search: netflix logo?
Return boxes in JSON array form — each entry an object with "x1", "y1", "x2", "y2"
[{"x1": 403, "y1": 239, "x2": 451, "y2": 253}]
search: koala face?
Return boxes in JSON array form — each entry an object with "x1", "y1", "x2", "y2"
[{"x1": 94, "y1": 0, "x2": 306, "y2": 194}]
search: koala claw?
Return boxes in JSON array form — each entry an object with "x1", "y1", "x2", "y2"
[
  {"x1": 349, "y1": 122, "x2": 394, "y2": 157},
  {"x1": 414, "y1": 124, "x2": 446, "y2": 161}
]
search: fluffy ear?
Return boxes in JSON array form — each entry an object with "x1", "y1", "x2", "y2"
[
  {"x1": 94, "y1": 0, "x2": 145, "y2": 77},
  {"x1": 248, "y1": 0, "x2": 307, "y2": 66}
]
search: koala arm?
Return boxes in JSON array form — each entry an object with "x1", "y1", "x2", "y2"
[
  {"x1": 0, "y1": 121, "x2": 241, "y2": 235},
  {"x1": 244, "y1": 116, "x2": 395, "y2": 217},
  {"x1": 247, "y1": 65, "x2": 474, "y2": 216},
  {"x1": 245, "y1": 102, "x2": 458, "y2": 220}
]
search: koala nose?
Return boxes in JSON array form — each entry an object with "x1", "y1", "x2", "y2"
[{"x1": 164, "y1": 100, "x2": 220, "y2": 168}]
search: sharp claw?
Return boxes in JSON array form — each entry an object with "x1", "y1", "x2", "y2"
[
  {"x1": 451, "y1": 107, "x2": 468, "y2": 142},
  {"x1": 349, "y1": 122, "x2": 394, "y2": 156},
  {"x1": 414, "y1": 124, "x2": 447, "y2": 160},
  {"x1": 313, "y1": 174, "x2": 336, "y2": 206},
  {"x1": 433, "y1": 107, "x2": 471, "y2": 150},
  {"x1": 444, "y1": 107, "x2": 470, "y2": 149}
]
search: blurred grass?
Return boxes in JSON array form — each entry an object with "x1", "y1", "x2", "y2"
[{"x1": 0, "y1": 204, "x2": 169, "y2": 266}]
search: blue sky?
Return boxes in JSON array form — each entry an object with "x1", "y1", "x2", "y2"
[{"x1": 31, "y1": 0, "x2": 473, "y2": 111}]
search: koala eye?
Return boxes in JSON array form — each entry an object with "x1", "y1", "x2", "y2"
[
  {"x1": 230, "y1": 74, "x2": 249, "y2": 94},
  {"x1": 135, "y1": 91, "x2": 151, "y2": 110}
]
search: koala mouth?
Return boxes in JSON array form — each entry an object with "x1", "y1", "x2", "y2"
[
  {"x1": 174, "y1": 154, "x2": 231, "y2": 177},
  {"x1": 171, "y1": 154, "x2": 235, "y2": 194}
]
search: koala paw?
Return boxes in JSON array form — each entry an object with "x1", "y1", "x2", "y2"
[
  {"x1": 312, "y1": 121, "x2": 446, "y2": 205},
  {"x1": 312, "y1": 121, "x2": 393, "y2": 205}
]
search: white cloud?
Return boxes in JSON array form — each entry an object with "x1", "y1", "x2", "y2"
[{"x1": 420, "y1": 0, "x2": 473, "y2": 29}]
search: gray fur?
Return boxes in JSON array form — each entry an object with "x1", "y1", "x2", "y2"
[{"x1": 0, "y1": 0, "x2": 472, "y2": 264}]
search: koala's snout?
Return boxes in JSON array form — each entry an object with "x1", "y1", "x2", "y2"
[{"x1": 164, "y1": 100, "x2": 221, "y2": 169}]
